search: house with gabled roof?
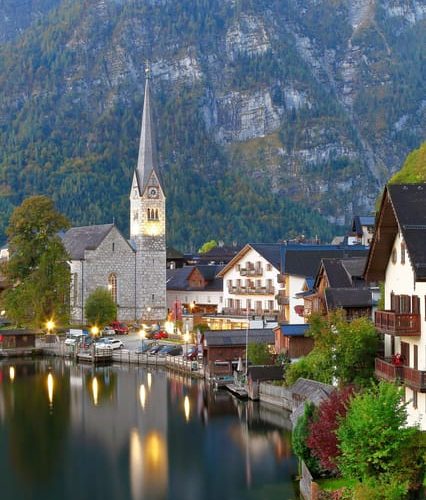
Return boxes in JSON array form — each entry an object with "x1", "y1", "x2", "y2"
[
  {"x1": 166, "y1": 264, "x2": 223, "y2": 317},
  {"x1": 365, "y1": 184, "x2": 426, "y2": 428},
  {"x1": 304, "y1": 257, "x2": 375, "y2": 321},
  {"x1": 213, "y1": 243, "x2": 281, "y2": 330}
]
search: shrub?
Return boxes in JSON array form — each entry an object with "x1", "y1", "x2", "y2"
[
  {"x1": 337, "y1": 381, "x2": 422, "y2": 489},
  {"x1": 307, "y1": 387, "x2": 354, "y2": 474},
  {"x1": 292, "y1": 402, "x2": 321, "y2": 477}
]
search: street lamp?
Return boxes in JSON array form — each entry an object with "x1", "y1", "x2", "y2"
[
  {"x1": 91, "y1": 325, "x2": 99, "y2": 337},
  {"x1": 46, "y1": 320, "x2": 55, "y2": 334}
]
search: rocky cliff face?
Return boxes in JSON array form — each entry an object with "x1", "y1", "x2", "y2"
[{"x1": 0, "y1": 0, "x2": 424, "y2": 245}]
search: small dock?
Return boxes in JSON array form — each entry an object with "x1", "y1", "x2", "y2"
[
  {"x1": 225, "y1": 384, "x2": 248, "y2": 399},
  {"x1": 77, "y1": 349, "x2": 113, "y2": 365}
]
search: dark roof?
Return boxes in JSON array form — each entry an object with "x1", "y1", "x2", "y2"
[
  {"x1": 167, "y1": 247, "x2": 185, "y2": 260},
  {"x1": 352, "y1": 215, "x2": 375, "y2": 236},
  {"x1": 62, "y1": 224, "x2": 115, "y2": 260},
  {"x1": 199, "y1": 245, "x2": 242, "y2": 259},
  {"x1": 281, "y1": 244, "x2": 368, "y2": 278},
  {"x1": 365, "y1": 184, "x2": 426, "y2": 282},
  {"x1": 204, "y1": 329, "x2": 274, "y2": 346},
  {"x1": 0, "y1": 329, "x2": 38, "y2": 336},
  {"x1": 389, "y1": 184, "x2": 426, "y2": 280},
  {"x1": 250, "y1": 243, "x2": 281, "y2": 270},
  {"x1": 166, "y1": 265, "x2": 223, "y2": 292},
  {"x1": 325, "y1": 288, "x2": 372, "y2": 309},
  {"x1": 322, "y1": 259, "x2": 352, "y2": 287},
  {"x1": 278, "y1": 324, "x2": 309, "y2": 337},
  {"x1": 247, "y1": 365, "x2": 284, "y2": 381}
]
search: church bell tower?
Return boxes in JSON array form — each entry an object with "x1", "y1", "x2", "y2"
[{"x1": 130, "y1": 69, "x2": 166, "y2": 321}]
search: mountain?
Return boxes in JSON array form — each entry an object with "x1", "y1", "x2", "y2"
[{"x1": 0, "y1": 0, "x2": 424, "y2": 250}]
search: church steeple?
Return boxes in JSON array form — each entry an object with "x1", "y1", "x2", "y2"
[{"x1": 136, "y1": 67, "x2": 161, "y2": 195}]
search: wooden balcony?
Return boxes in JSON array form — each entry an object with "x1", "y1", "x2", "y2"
[
  {"x1": 221, "y1": 307, "x2": 277, "y2": 319},
  {"x1": 375, "y1": 358, "x2": 426, "y2": 392},
  {"x1": 375, "y1": 310, "x2": 420, "y2": 336},
  {"x1": 276, "y1": 290, "x2": 289, "y2": 305},
  {"x1": 228, "y1": 286, "x2": 275, "y2": 295}
]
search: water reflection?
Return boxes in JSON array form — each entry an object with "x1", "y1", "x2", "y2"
[{"x1": 0, "y1": 360, "x2": 297, "y2": 500}]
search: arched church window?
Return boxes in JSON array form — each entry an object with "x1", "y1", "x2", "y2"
[
  {"x1": 108, "y1": 273, "x2": 117, "y2": 303},
  {"x1": 155, "y1": 209, "x2": 159, "y2": 220}
]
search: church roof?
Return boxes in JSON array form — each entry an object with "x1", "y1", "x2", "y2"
[
  {"x1": 135, "y1": 74, "x2": 162, "y2": 195},
  {"x1": 62, "y1": 224, "x2": 114, "y2": 260}
]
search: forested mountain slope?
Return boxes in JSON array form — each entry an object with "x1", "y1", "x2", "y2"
[{"x1": 0, "y1": 0, "x2": 424, "y2": 249}]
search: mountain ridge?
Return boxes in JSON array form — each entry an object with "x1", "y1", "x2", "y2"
[{"x1": 0, "y1": 0, "x2": 424, "y2": 249}]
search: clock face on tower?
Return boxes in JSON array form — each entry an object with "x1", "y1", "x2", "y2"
[{"x1": 147, "y1": 186, "x2": 159, "y2": 199}]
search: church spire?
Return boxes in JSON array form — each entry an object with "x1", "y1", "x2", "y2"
[{"x1": 136, "y1": 65, "x2": 160, "y2": 194}]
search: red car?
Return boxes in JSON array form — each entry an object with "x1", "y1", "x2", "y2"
[
  {"x1": 110, "y1": 321, "x2": 129, "y2": 335},
  {"x1": 153, "y1": 330, "x2": 168, "y2": 340}
]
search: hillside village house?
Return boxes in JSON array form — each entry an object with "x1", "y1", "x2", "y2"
[
  {"x1": 213, "y1": 244, "x2": 281, "y2": 330},
  {"x1": 274, "y1": 244, "x2": 369, "y2": 358},
  {"x1": 303, "y1": 257, "x2": 376, "y2": 321},
  {"x1": 351, "y1": 215, "x2": 375, "y2": 246},
  {"x1": 365, "y1": 184, "x2": 426, "y2": 429}
]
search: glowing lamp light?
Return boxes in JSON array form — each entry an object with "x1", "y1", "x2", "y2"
[
  {"x1": 92, "y1": 376, "x2": 99, "y2": 406},
  {"x1": 147, "y1": 373, "x2": 152, "y2": 390},
  {"x1": 139, "y1": 384, "x2": 146, "y2": 409},
  {"x1": 9, "y1": 366, "x2": 15, "y2": 382},
  {"x1": 164, "y1": 321, "x2": 174, "y2": 335},
  {"x1": 91, "y1": 326, "x2": 99, "y2": 336},
  {"x1": 183, "y1": 332, "x2": 190, "y2": 344},
  {"x1": 184, "y1": 395, "x2": 190, "y2": 422},
  {"x1": 47, "y1": 373, "x2": 54, "y2": 407},
  {"x1": 46, "y1": 320, "x2": 55, "y2": 333}
]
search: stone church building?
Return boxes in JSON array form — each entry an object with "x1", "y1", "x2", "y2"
[{"x1": 62, "y1": 76, "x2": 167, "y2": 323}]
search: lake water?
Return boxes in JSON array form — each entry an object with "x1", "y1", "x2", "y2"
[{"x1": 0, "y1": 359, "x2": 298, "y2": 500}]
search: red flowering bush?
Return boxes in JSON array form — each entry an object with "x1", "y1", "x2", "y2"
[{"x1": 306, "y1": 387, "x2": 354, "y2": 474}]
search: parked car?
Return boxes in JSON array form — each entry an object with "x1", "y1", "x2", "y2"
[
  {"x1": 158, "y1": 345, "x2": 183, "y2": 357},
  {"x1": 184, "y1": 345, "x2": 200, "y2": 361},
  {"x1": 148, "y1": 344, "x2": 166, "y2": 355},
  {"x1": 110, "y1": 321, "x2": 129, "y2": 335},
  {"x1": 103, "y1": 338, "x2": 124, "y2": 350},
  {"x1": 64, "y1": 337, "x2": 80, "y2": 347},
  {"x1": 136, "y1": 341, "x2": 156, "y2": 354},
  {"x1": 153, "y1": 330, "x2": 168, "y2": 340},
  {"x1": 101, "y1": 326, "x2": 116, "y2": 336}
]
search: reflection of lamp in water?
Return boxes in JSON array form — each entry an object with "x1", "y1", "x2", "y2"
[
  {"x1": 47, "y1": 373, "x2": 54, "y2": 408},
  {"x1": 139, "y1": 384, "x2": 146, "y2": 409},
  {"x1": 147, "y1": 372, "x2": 152, "y2": 390},
  {"x1": 130, "y1": 429, "x2": 144, "y2": 500},
  {"x1": 9, "y1": 366, "x2": 15, "y2": 382},
  {"x1": 92, "y1": 376, "x2": 99, "y2": 405},
  {"x1": 184, "y1": 395, "x2": 190, "y2": 422},
  {"x1": 143, "y1": 431, "x2": 168, "y2": 496}
]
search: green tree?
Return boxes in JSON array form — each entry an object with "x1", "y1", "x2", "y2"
[
  {"x1": 337, "y1": 382, "x2": 423, "y2": 491},
  {"x1": 3, "y1": 196, "x2": 70, "y2": 327},
  {"x1": 285, "y1": 311, "x2": 378, "y2": 387},
  {"x1": 84, "y1": 288, "x2": 117, "y2": 327},
  {"x1": 247, "y1": 342, "x2": 273, "y2": 365},
  {"x1": 198, "y1": 240, "x2": 218, "y2": 254}
]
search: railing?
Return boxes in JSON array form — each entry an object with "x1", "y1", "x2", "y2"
[
  {"x1": 247, "y1": 268, "x2": 263, "y2": 277},
  {"x1": 228, "y1": 286, "x2": 275, "y2": 295},
  {"x1": 375, "y1": 357, "x2": 426, "y2": 391},
  {"x1": 222, "y1": 307, "x2": 277, "y2": 319},
  {"x1": 375, "y1": 311, "x2": 420, "y2": 336}
]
